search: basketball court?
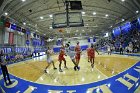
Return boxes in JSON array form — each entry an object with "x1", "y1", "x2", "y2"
[
  {"x1": 0, "y1": 0, "x2": 140, "y2": 93},
  {"x1": 4, "y1": 52, "x2": 139, "y2": 93}
]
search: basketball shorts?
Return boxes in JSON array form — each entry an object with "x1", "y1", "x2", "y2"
[{"x1": 47, "y1": 57, "x2": 53, "y2": 63}]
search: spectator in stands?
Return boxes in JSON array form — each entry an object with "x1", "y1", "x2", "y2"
[
  {"x1": 19, "y1": 53, "x2": 24, "y2": 60},
  {"x1": 125, "y1": 46, "x2": 129, "y2": 53},
  {"x1": 128, "y1": 42, "x2": 133, "y2": 53},
  {"x1": 107, "y1": 45, "x2": 111, "y2": 55},
  {"x1": 0, "y1": 49, "x2": 12, "y2": 85},
  {"x1": 96, "y1": 29, "x2": 140, "y2": 54},
  {"x1": 119, "y1": 44, "x2": 123, "y2": 55},
  {"x1": 15, "y1": 53, "x2": 20, "y2": 61}
]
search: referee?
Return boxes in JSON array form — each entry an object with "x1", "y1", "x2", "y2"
[{"x1": 0, "y1": 49, "x2": 12, "y2": 85}]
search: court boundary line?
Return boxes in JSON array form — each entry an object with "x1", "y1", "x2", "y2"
[
  {"x1": 6, "y1": 61, "x2": 140, "y2": 86},
  {"x1": 94, "y1": 66, "x2": 108, "y2": 78},
  {"x1": 7, "y1": 55, "x2": 47, "y2": 67}
]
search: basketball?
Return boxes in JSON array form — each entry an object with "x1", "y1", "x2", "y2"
[
  {"x1": 58, "y1": 29, "x2": 63, "y2": 33},
  {"x1": 49, "y1": 49, "x2": 53, "y2": 54}
]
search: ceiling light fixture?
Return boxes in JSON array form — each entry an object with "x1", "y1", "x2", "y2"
[
  {"x1": 121, "y1": 0, "x2": 125, "y2": 2},
  {"x1": 82, "y1": 12, "x2": 85, "y2": 15},
  {"x1": 40, "y1": 16, "x2": 44, "y2": 19},
  {"x1": 136, "y1": 10, "x2": 139, "y2": 14},
  {"x1": 5, "y1": 12, "x2": 8, "y2": 16},
  {"x1": 122, "y1": 19, "x2": 125, "y2": 21},
  {"x1": 105, "y1": 14, "x2": 109, "y2": 17},
  {"x1": 93, "y1": 12, "x2": 96, "y2": 15},
  {"x1": 23, "y1": 22, "x2": 26, "y2": 25},
  {"x1": 49, "y1": 26, "x2": 52, "y2": 29},
  {"x1": 22, "y1": 0, "x2": 26, "y2": 2},
  {"x1": 49, "y1": 14, "x2": 53, "y2": 18}
]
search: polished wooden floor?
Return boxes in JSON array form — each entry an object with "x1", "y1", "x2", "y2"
[{"x1": 7, "y1": 52, "x2": 139, "y2": 86}]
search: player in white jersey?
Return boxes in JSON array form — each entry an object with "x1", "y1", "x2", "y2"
[
  {"x1": 65, "y1": 43, "x2": 79, "y2": 71},
  {"x1": 44, "y1": 47, "x2": 57, "y2": 73}
]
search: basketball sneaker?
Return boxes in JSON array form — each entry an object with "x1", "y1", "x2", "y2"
[
  {"x1": 77, "y1": 66, "x2": 80, "y2": 71},
  {"x1": 74, "y1": 66, "x2": 77, "y2": 71},
  {"x1": 53, "y1": 67, "x2": 57, "y2": 70},
  {"x1": 59, "y1": 69, "x2": 63, "y2": 72}
]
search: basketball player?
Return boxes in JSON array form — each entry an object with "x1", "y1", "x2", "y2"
[
  {"x1": 86, "y1": 47, "x2": 90, "y2": 62},
  {"x1": 89, "y1": 44, "x2": 99, "y2": 68},
  {"x1": 65, "y1": 43, "x2": 79, "y2": 71},
  {"x1": 44, "y1": 47, "x2": 57, "y2": 73},
  {"x1": 58, "y1": 45, "x2": 67, "y2": 72},
  {"x1": 74, "y1": 41, "x2": 81, "y2": 70}
]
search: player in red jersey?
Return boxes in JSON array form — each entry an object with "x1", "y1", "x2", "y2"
[
  {"x1": 74, "y1": 41, "x2": 81, "y2": 70},
  {"x1": 89, "y1": 44, "x2": 99, "y2": 68},
  {"x1": 86, "y1": 47, "x2": 90, "y2": 62},
  {"x1": 58, "y1": 46, "x2": 67, "y2": 72}
]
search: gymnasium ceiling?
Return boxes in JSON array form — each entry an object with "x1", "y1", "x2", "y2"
[{"x1": 0, "y1": 0, "x2": 140, "y2": 38}]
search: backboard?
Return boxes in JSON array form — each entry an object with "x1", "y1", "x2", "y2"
[{"x1": 52, "y1": 12, "x2": 84, "y2": 28}]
